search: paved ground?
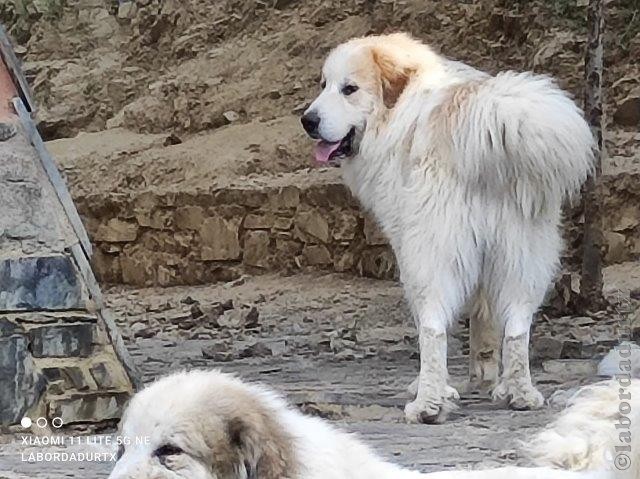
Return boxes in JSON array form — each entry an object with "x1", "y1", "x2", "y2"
[{"x1": 1, "y1": 268, "x2": 637, "y2": 478}]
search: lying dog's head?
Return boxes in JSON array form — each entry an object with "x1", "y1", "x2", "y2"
[
  {"x1": 108, "y1": 370, "x2": 296, "y2": 479},
  {"x1": 301, "y1": 33, "x2": 438, "y2": 165}
]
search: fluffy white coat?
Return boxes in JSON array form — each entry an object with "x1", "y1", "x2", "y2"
[{"x1": 109, "y1": 371, "x2": 638, "y2": 479}]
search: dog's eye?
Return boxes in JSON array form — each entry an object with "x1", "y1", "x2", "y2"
[
  {"x1": 341, "y1": 84, "x2": 358, "y2": 96},
  {"x1": 154, "y1": 444, "x2": 184, "y2": 469},
  {"x1": 321, "y1": 80, "x2": 326, "y2": 89},
  {"x1": 154, "y1": 444, "x2": 184, "y2": 458}
]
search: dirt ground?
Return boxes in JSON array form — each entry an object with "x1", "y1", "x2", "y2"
[
  {"x1": 1, "y1": 263, "x2": 638, "y2": 478},
  {"x1": 45, "y1": 115, "x2": 312, "y2": 197}
]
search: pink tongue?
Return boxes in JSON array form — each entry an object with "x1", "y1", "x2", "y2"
[{"x1": 314, "y1": 141, "x2": 341, "y2": 164}]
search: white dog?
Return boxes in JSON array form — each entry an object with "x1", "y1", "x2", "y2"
[
  {"x1": 301, "y1": 33, "x2": 595, "y2": 423},
  {"x1": 108, "y1": 370, "x2": 637, "y2": 479}
]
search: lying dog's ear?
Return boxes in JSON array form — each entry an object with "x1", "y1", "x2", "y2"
[
  {"x1": 228, "y1": 417, "x2": 260, "y2": 479},
  {"x1": 227, "y1": 414, "x2": 293, "y2": 479},
  {"x1": 372, "y1": 47, "x2": 415, "y2": 108}
]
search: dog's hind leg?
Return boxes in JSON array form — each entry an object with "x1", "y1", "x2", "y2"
[
  {"x1": 487, "y1": 214, "x2": 562, "y2": 410},
  {"x1": 467, "y1": 291, "x2": 500, "y2": 394},
  {"x1": 492, "y1": 304, "x2": 544, "y2": 410}
]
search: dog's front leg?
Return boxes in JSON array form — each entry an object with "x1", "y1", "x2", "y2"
[{"x1": 405, "y1": 320, "x2": 457, "y2": 424}]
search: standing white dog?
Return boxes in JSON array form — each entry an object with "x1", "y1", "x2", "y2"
[
  {"x1": 301, "y1": 33, "x2": 595, "y2": 423},
  {"x1": 108, "y1": 370, "x2": 637, "y2": 479}
]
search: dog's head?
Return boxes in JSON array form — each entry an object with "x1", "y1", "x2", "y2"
[
  {"x1": 108, "y1": 370, "x2": 295, "y2": 479},
  {"x1": 301, "y1": 33, "x2": 438, "y2": 165}
]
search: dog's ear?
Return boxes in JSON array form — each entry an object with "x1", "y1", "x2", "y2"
[
  {"x1": 227, "y1": 414, "x2": 293, "y2": 479},
  {"x1": 372, "y1": 47, "x2": 415, "y2": 108},
  {"x1": 228, "y1": 417, "x2": 260, "y2": 479}
]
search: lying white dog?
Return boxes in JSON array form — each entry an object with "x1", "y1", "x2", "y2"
[
  {"x1": 301, "y1": 33, "x2": 595, "y2": 423},
  {"x1": 108, "y1": 370, "x2": 637, "y2": 479}
]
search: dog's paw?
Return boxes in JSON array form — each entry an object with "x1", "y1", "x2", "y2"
[
  {"x1": 404, "y1": 392, "x2": 456, "y2": 424},
  {"x1": 405, "y1": 398, "x2": 445, "y2": 424},
  {"x1": 492, "y1": 381, "x2": 544, "y2": 410}
]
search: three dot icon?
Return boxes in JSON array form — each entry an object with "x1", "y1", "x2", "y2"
[{"x1": 20, "y1": 417, "x2": 64, "y2": 428}]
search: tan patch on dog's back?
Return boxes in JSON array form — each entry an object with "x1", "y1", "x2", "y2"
[
  {"x1": 424, "y1": 81, "x2": 483, "y2": 166},
  {"x1": 431, "y1": 82, "x2": 481, "y2": 133}
]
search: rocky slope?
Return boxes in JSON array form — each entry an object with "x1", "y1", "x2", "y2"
[{"x1": 3, "y1": 0, "x2": 639, "y2": 138}]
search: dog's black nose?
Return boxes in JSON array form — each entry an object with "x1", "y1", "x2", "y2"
[{"x1": 301, "y1": 112, "x2": 320, "y2": 138}]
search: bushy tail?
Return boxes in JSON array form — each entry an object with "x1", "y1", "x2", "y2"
[
  {"x1": 450, "y1": 72, "x2": 595, "y2": 217},
  {"x1": 526, "y1": 380, "x2": 640, "y2": 479}
]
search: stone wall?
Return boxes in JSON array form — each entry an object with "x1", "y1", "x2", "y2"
[
  {"x1": 83, "y1": 180, "x2": 397, "y2": 286},
  {"x1": 80, "y1": 172, "x2": 640, "y2": 287}
]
